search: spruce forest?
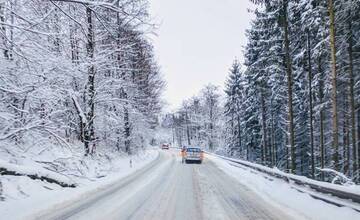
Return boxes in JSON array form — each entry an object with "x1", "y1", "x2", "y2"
[{"x1": 167, "y1": 0, "x2": 360, "y2": 183}]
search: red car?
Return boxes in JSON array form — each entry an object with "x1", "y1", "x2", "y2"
[{"x1": 161, "y1": 143, "x2": 169, "y2": 150}]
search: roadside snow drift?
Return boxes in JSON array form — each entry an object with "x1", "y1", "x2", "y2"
[
  {"x1": 0, "y1": 148, "x2": 159, "y2": 220},
  {"x1": 208, "y1": 154, "x2": 360, "y2": 220}
]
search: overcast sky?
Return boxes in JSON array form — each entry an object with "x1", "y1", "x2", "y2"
[{"x1": 149, "y1": 0, "x2": 254, "y2": 110}]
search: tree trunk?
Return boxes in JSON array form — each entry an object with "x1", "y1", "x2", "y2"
[
  {"x1": 357, "y1": 106, "x2": 360, "y2": 181},
  {"x1": 124, "y1": 104, "x2": 131, "y2": 154},
  {"x1": 209, "y1": 99, "x2": 214, "y2": 150},
  {"x1": 8, "y1": 0, "x2": 14, "y2": 60},
  {"x1": 328, "y1": 0, "x2": 339, "y2": 170},
  {"x1": 343, "y1": 92, "x2": 350, "y2": 174},
  {"x1": 346, "y1": 114, "x2": 350, "y2": 174},
  {"x1": 282, "y1": 0, "x2": 296, "y2": 174},
  {"x1": 0, "y1": 2, "x2": 8, "y2": 59},
  {"x1": 307, "y1": 30, "x2": 315, "y2": 178},
  {"x1": 185, "y1": 111, "x2": 191, "y2": 146},
  {"x1": 237, "y1": 115, "x2": 242, "y2": 152},
  {"x1": 53, "y1": 7, "x2": 61, "y2": 53},
  {"x1": 318, "y1": 57, "x2": 325, "y2": 181},
  {"x1": 271, "y1": 102, "x2": 276, "y2": 167},
  {"x1": 347, "y1": 13, "x2": 357, "y2": 178},
  {"x1": 0, "y1": 167, "x2": 76, "y2": 188},
  {"x1": 71, "y1": 96, "x2": 85, "y2": 143},
  {"x1": 260, "y1": 89, "x2": 268, "y2": 165},
  {"x1": 69, "y1": 5, "x2": 79, "y2": 63},
  {"x1": 84, "y1": 6, "x2": 96, "y2": 156}
]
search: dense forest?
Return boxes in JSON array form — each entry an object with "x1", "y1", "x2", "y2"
[
  {"x1": 0, "y1": 0, "x2": 164, "y2": 156},
  {"x1": 167, "y1": 0, "x2": 360, "y2": 183},
  {"x1": 1, "y1": 0, "x2": 360, "y2": 184},
  {"x1": 2, "y1": 1, "x2": 360, "y2": 218}
]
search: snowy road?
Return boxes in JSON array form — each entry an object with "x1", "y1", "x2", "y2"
[{"x1": 32, "y1": 149, "x2": 295, "y2": 220}]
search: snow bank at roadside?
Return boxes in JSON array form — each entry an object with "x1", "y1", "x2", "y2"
[
  {"x1": 208, "y1": 154, "x2": 360, "y2": 220},
  {"x1": 210, "y1": 153, "x2": 360, "y2": 194},
  {"x1": 0, "y1": 147, "x2": 159, "y2": 220},
  {"x1": 0, "y1": 159, "x2": 75, "y2": 186}
]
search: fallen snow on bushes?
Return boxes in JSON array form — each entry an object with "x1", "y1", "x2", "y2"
[
  {"x1": 0, "y1": 159, "x2": 76, "y2": 186},
  {"x1": 208, "y1": 154, "x2": 360, "y2": 220},
  {"x1": 212, "y1": 153, "x2": 360, "y2": 194},
  {"x1": 0, "y1": 143, "x2": 159, "y2": 220}
]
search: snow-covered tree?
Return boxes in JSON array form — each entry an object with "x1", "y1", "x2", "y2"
[{"x1": 0, "y1": 0, "x2": 164, "y2": 158}]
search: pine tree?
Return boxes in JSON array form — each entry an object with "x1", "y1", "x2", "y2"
[
  {"x1": 227, "y1": 0, "x2": 360, "y2": 183},
  {"x1": 224, "y1": 59, "x2": 244, "y2": 156}
]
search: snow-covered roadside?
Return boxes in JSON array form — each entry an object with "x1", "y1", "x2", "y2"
[
  {"x1": 0, "y1": 148, "x2": 159, "y2": 220},
  {"x1": 207, "y1": 155, "x2": 360, "y2": 220}
]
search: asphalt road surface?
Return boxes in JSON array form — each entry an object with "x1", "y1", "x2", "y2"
[{"x1": 34, "y1": 149, "x2": 294, "y2": 220}]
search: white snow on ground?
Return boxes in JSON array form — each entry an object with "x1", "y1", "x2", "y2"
[
  {"x1": 196, "y1": 169, "x2": 232, "y2": 220},
  {"x1": 0, "y1": 159, "x2": 75, "y2": 186},
  {"x1": 0, "y1": 148, "x2": 159, "y2": 220},
  {"x1": 208, "y1": 154, "x2": 360, "y2": 220},
  {"x1": 211, "y1": 153, "x2": 360, "y2": 194}
]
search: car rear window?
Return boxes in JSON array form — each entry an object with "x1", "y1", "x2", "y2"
[{"x1": 186, "y1": 148, "x2": 201, "y2": 152}]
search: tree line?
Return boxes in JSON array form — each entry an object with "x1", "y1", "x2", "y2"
[
  {"x1": 165, "y1": 0, "x2": 360, "y2": 183},
  {"x1": 225, "y1": 0, "x2": 360, "y2": 182},
  {"x1": 162, "y1": 84, "x2": 224, "y2": 152},
  {"x1": 0, "y1": 0, "x2": 164, "y2": 155}
]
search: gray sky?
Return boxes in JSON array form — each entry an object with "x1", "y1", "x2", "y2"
[{"x1": 149, "y1": 0, "x2": 254, "y2": 110}]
